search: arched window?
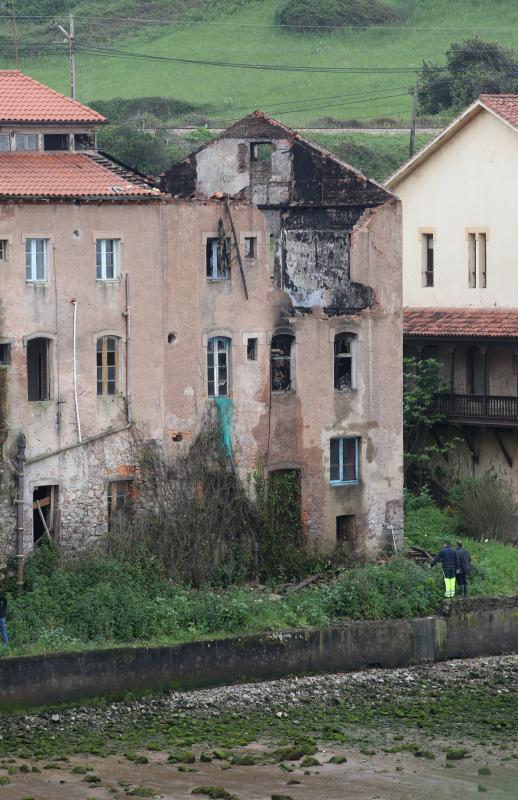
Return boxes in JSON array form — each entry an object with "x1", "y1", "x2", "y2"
[
  {"x1": 271, "y1": 334, "x2": 294, "y2": 392},
  {"x1": 208, "y1": 336, "x2": 230, "y2": 397},
  {"x1": 97, "y1": 336, "x2": 120, "y2": 396},
  {"x1": 334, "y1": 333, "x2": 356, "y2": 391}
]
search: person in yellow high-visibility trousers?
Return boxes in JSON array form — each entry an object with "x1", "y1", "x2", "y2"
[{"x1": 429, "y1": 540, "x2": 459, "y2": 599}]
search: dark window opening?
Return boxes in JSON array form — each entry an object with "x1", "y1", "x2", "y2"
[
  {"x1": 208, "y1": 336, "x2": 230, "y2": 397},
  {"x1": 330, "y1": 437, "x2": 360, "y2": 484},
  {"x1": 97, "y1": 336, "x2": 119, "y2": 396},
  {"x1": 43, "y1": 133, "x2": 69, "y2": 151},
  {"x1": 336, "y1": 514, "x2": 357, "y2": 543},
  {"x1": 0, "y1": 343, "x2": 11, "y2": 366},
  {"x1": 251, "y1": 142, "x2": 273, "y2": 162},
  {"x1": 206, "y1": 226, "x2": 231, "y2": 280},
  {"x1": 167, "y1": 332, "x2": 177, "y2": 345},
  {"x1": 0, "y1": 240, "x2": 7, "y2": 261},
  {"x1": 467, "y1": 347, "x2": 485, "y2": 395},
  {"x1": 108, "y1": 480, "x2": 131, "y2": 531},
  {"x1": 32, "y1": 485, "x2": 58, "y2": 545},
  {"x1": 269, "y1": 234, "x2": 275, "y2": 280},
  {"x1": 27, "y1": 337, "x2": 50, "y2": 401},
  {"x1": 271, "y1": 334, "x2": 294, "y2": 392},
  {"x1": 334, "y1": 334, "x2": 354, "y2": 390},
  {"x1": 247, "y1": 337, "x2": 258, "y2": 361},
  {"x1": 244, "y1": 237, "x2": 256, "y2": 258},
  {"x1": 423, "y1": 233, "x2": 434, "y2": 287},
  {"x1": 74, "y1": 132, "x2": 95, "y2": 150}
]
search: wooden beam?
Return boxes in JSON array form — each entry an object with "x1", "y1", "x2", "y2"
[
  {"x1": 461, "y1": 427, "x2": 479, "y2": 461},
  {"x1": 32, "y1": 496, "x2": 51, "y2": 510},
  {"x1": 494, "y1": 430, "x2": 513, "y2": 468}
]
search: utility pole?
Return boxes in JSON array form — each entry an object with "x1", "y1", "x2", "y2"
[
  {"x1": 409, "y1": 77, "x2": 418, "y2": 159},
  {"x1": 52, "y1": 14, "x2": 76, "y2": 98}
]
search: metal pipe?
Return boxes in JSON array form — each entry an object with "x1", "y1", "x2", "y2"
[
  {"x1": 124, "y1": 274, "x2": 132, "y2": 424},
  {"x1": 25, "y1": 421, "x2": 132, "y2": 465},
  {"x1": 15, "y1": 432, "x2": 26, "y2": 588},
  {"x1": 71, "y1": 299, "x2": 82, "y2": 443}
]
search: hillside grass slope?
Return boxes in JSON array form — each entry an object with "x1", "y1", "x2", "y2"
[{"x1": 2, "y1": 1, "x2": 518, "y2": 125}]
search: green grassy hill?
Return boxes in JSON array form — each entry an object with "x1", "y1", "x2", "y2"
[{"x1": 2, "y1": 0, "x2": 518, "y2": 125}]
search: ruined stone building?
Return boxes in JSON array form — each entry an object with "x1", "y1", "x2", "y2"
[
  {"x1": 0, "y1": 72, "x2": 403, "y2": 569},
  {"x1": 387, "y1": 94, "x2": 518, "y2": 496}
]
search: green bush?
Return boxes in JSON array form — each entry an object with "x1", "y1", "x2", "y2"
[
  {"x1": 275, "y1": 0, "x2": 401, "y2": 32},
  {"x1": 449, "y1": 473, "x2": 518, "y2": 544}
]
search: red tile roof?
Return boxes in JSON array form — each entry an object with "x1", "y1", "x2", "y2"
[
  {"x1": 404, "y1": 308, "x2": 518, "y2": 340},
  {"x1": 0, "y1": 153, "x2": 161, "y2": 198},
  {"x1": 480, "y1": 94, "x2": 518, "y2": 130},
  {"x1": 0, "y1": 70, "x2": 106, "y2": 124}
]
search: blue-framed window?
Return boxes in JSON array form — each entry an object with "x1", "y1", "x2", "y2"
[{"x1": 330, "y1": 437, "x2": 360, "y2": 484}]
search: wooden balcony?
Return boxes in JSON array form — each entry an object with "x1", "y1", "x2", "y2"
[{"x1": 433, "y1": 393, "x2": 518, "y2": 427}]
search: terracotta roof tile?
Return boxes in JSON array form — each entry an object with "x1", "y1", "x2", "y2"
[
  {"x1": 0, "y1": 70, "x2": 106, "y2": 124},
  {"x1": 404, "y1": 308, "x2": 518, "y2": 340},
  {"x1": 0, "y1": 153, "x2": 161, "y2": 198},
  {"x1": 480, "y1": 94, "x2": 518, "y2": 130}
]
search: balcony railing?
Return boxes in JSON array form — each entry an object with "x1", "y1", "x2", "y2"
[{"x1": 432, "y1": 393, "x2": 518, "y2": 427}]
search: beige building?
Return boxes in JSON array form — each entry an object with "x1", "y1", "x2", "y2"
[
  {"x1": 387, "y1": 95, "x2": 518, "y2": 493},
  {"x1": 0, "y1": 74, "x2": 404, "y2": 570}
]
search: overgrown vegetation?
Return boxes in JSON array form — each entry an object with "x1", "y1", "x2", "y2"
[
  {"x1": 275, "y1": 0, "x2": 401, "y2": 32},
  {"x1": 97, "y1": 125, "x2": 212, "y2": 175},
  {"x1": 418, "y1": 38, "x2": 518, "y2": 115},
  {"x1": 449, "y1": 474, "x2": 518, "y2": 545}
]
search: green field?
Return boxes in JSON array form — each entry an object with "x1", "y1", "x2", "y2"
[{"x1": 2, "y1": 0, "x2": 518, "y2": 124}]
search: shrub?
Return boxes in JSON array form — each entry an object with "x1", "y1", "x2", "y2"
[
  {"x1": 275, "y1": 0, "x2": 401, "y2": 33},
  {"x1": 449, "y1": 473, "x2": 518, "y2": 544}
]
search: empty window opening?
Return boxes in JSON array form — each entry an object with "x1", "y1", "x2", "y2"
[
  {"x1": 244, "y1": 237, "x2": 256, "y2": 258},
  {"x1": 269, "y1": 234, "x2": 276, "y2": 280},
  {"x1": 330, "y1": 437, "x2": 360, "y2": 484},
  {"x1": 467, "y1": 347, "x2": 486, "y2": 395},
  {"x1": 15, "y1": 133, "x2": 38, "y2": 151},
  {"x1": 208, "y1": 336, "x2": 230, "y2": 397},
  {"x1": 271, "y1": 334, "x2": 294, "y2": 392},
  {"x1": 32, "y1": 485, "x2": 58, "y2": 545},
  {"x1": 0, "y1": 240, "x2": 7, "y2": 261},
  {"x1": 43, "y1": 133, "x2": 69, "y2": 151},
  {"x1": 422, "y1": 233, "x2": 434, "y2": 287},
  {"x1": 247, "y1": 337, "x2": 258, "y2": 361},
  {"x1": 27, "y1": 337, "x2": 50, "y2": 401},
  {"x1": 26, "y1": 238, "x2": 48, "y2": 282},
  {"x1": 74, "y1": 132, "x2": 95, "y2": 150},
  {"x1": 336, "y1": 514, "x2": 357, "y2": 543},
  {"x1": 0, "y1": 134, "x2": 10, "y2": 151},
  {"x1": 0, "y1": 343, "x2": 11, "y2": 366},
  {"x1": 97, "y1": 336, "x2": 119, "y2": 396},
  {"x1": 108, "y1": 480, "x2": 131, "y2": 531},
  {"x1": 334, "y1": 333, "x2": 355, "y2": 391},
  {"x1": 206, "y1": 228, "x2": 230, "y2": 280},
  {"x1": 167, "y1": 332, "x2": 177, "y2": 345},
  {"x1": 251, "y1": 142, "x2": 273, "y2": 162},
  {"x1": 96, "y1": 238, "x2": 119, "y2": 281}
]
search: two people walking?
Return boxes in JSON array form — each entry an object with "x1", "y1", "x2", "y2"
[{"x1": 430, "y1": 540, "x2": 471, "y2": 598}]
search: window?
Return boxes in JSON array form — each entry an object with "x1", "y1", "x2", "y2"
[
  {"x1": 0, "y1": 134, "x2": 10, "y2": 152},
  {"x1": 336, "y1": 514, "x2": 357, "y2": 543},
  {"x1": 96, "y1": 238, "x2": 119, "y2": 280},
  {"x1": 206, "y1": 235, "x2": 230, "y2": 280},
  {"x1": 0, "y1": 240, "x2": 7, "y2": 261},
  {"x1": 27, "y1": 337, "x2": 50, "y2": 401},
  {"x1": 422, "y1": 233, "x2": 434, "y2": 287},
  {"x1": 74, "y1": 132, "x2": 95, "y2": 150},
  {"x1": 108, "y1": 480, "x2": 131, "y2": 531},
  {"x1": 467, "y1": 347, "x2": 485, "y2": 395},
  {"x1": 32, "y1": 485, "x2": 58, "y2": 544},
  {"x1": 244, "y1": 237, "x2": 256, "y2": 258},
  {"x1": 0, "y1": 342, "x2": 11, "y2": 366},
  {"x1": 208, "y1": 336, "x2": 230, "y2": 397},
  {"x1": 97, "y1": 336, "x2": 119, "y2": 396},
  {"x1": 25, "y1": 238, "x2": 48, "y2": 282},
  {"x1": 251, "y1": 142, "x2": 273, "y2": 162},
  {"x1": 334, "y1": 333, "x2": 355, "y2": 391},
  {"x1": 330, "y1": 437, "x2": 360, "y2": 484},
  {"x1": 468, "y1": 232, "x2": 487, "y2": 288},
  {"x1": 247, "y1": 337, "x2": 258, "y2": 361},
  {"x1": 271, "y1": 334, "x2": 294, "y2": 392},
  {"x1": 269, "y1": 234, "x2": 275, "y2": 280},
  {"x1": 15, "y1": 133, "x2": 38, "y2": 151},
  {"x1": 43, "y1": 133, "x2": 69, "y2": 151}
]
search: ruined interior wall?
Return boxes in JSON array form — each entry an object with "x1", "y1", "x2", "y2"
[{"x1": 0, "y1": 200, "x2": 165, "y2": 557}]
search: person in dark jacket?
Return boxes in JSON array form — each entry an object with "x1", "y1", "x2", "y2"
[
  {"x1": 456, "y1": 541, "x2": 472, "y2": 596},
  {"x1": 0, "y1": 591, "x2": 7, "y2": 647},
  {"x1": 430, "y1": 540, "x2": 459, "y2": 599}
]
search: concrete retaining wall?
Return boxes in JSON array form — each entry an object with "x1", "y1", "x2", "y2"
[{"x1": 1, "y1": 598, "x2": 517, "y2": 708}]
